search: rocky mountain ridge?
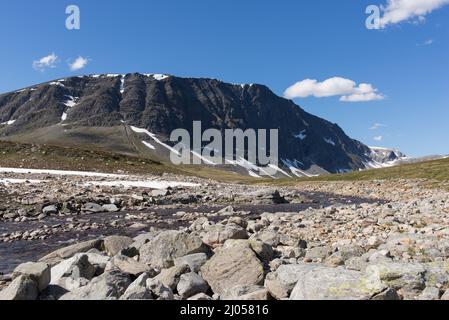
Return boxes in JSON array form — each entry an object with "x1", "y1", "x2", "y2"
[{"x1": 0, "y1": 73, "x2": 405, "y2": 177}]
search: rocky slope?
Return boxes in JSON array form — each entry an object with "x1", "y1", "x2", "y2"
[
  {"x1": 0, "y1": 74, "x2": 401, "y2": 177},
  {"x1": 1, "y1": 174, "x2": 449, "y2": 300}
]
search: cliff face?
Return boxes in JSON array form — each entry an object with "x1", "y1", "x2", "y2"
[{"x1": 0, "y1": 73, "x2": 384, "y2": 175}]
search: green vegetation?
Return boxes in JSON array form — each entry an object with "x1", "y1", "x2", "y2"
[
  {"x1": 0, "y1": 140, "x2": 182, "y2": 176},
  {"x1": 263, "y1": 157, "x2": 449, "y2": 189},
  {"x1": 1, "y1": 140, "x2": 448, "y2": 188}
]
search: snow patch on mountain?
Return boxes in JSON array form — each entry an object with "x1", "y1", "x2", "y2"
[
  {"x1": 63, "y1": 96, "x2": 78, "y2": 108},
  {"x1": 324, "y1": 138, "x2": 336, "y2": 146},
  {"x1": 120, "y1": 75, "x2": 125, "y2": 94},
  {"x1": 281, "y1": 159, "x2": 318, "y2": 178},
  {"x1": 363, "y1": 146, "x2": 408, "y2": 169},
  {"x1": 0, "y1": 120, "x2": 16, "y2": 126},
  {"x1": 142, "y1": 141, "x2": 156, "y2": 150},
  {"x1": 49, "y1": 81, "x2": 65, "y2": 88},
  {"x1": 144, "y1": 74, "x2": 170, "y2": 81},
  {"x1": 294, "y1": 130, "x2": 307, "y2": 140},
  {"x1": 130, "y1": 126, "x2": 181, "y2": 156}
]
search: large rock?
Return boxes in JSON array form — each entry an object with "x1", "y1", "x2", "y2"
[
  {"x1": 249, "y1": 239, "x2": 274, "y2": 262},
  {"x1": 201, "y1": 224, "x2": 248, "y2": 247},
  {"x1": 139, "y1": 231, "x2": 210, "y2": 269},
  {"x1": 146, "y1": 279, "x2": 174, "y2": 300},
  {"x1": 265, "y1": 264, "x2": 317, "y2": 300},
  {"x1": 174, "y1": 253, "x2": 208, "y2": 273},
  {"x1": 59, "y1": 270, "x2": 131, "y2": 300},
  {"x1": 103, "y1": 236, "x2": 133, "y2": 256},
  {"x1": 106, "y1": 254, "x2": 156, "y2": 277},
  {"x1": 177, "y1": 272, "x2": 209, "y2": 299},
  {"x1": 131, "y1": 233, "x2": 154, "y2": 250},
  {"x1": 154, "y1": 264, "x2": 190, "y2": 290},
  {"x1": 201, "y1": 240, "x2": 264, "y2": 296},
  {"x1": 365, "y1": 262, "x2": 427, "y2": 299},
  {"x1": 119, "y1": 273, "x2": 153, "y2": 300},
  {"x1": 39, "y1": 239, "x2": 103, "y2": 265},
  {"x1": 0, "y1": 275, "x2": 38, "y2": 300},
  {"x1": 252, "y1": 231, "x2": 281, "y2": 247},
  {"x1": 50, "y1": 254, "x2": 96, "y2": 287},
  {"x1": 290, "y1": 266, "x2": 392, "y2": 300},
  {"x1": 12, "y1": 262, "x2": 50, "y2": 292}
]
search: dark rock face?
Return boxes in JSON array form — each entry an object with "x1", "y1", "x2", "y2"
[{"x1": 0, "y1": 73, "x2": 379, "y2": 173}]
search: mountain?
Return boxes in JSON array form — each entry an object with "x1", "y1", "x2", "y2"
[
  {"x1": 0, "y1": 73, "x2": 403, "y2": 177},
  {"x1": 367, "y1": 147, "x2": 408, "y2": 168}
]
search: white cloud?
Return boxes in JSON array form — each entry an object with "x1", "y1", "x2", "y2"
[
  {"x1": 370, "y1": 123, "x2": 388, "y2": 130},
  {"x1": 32, "y1": 53, "x2": 58, "y2": 71},
  {"x1": 284, "y1": 77, "x2": 384, "y2": 103},
  {"x1": 379, "y1": 0, "x2": 449, "y2": 28},
  {"x1": 69, "y1": 56, "x2": 89, "y2": 71},
  {"x1": 373, "y1": 135, "x2": 384, "y2": 142},
  {"x1": 417, "y1": 39, "x2": 435, "y2": 46}
]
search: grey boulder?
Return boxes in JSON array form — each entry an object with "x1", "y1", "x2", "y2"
[
  {"x1": 177, "y1": 272, "x2": 209, "y2": 299},
  {"x1": 139, "y1": 230, "x2": 209, "y2": 269},
  {"x1": 0, "y1": 275, "x2": 38, "y2": 300},
  {"x1": 12, "y1": 262, "x2": 50, "y2": 292}
]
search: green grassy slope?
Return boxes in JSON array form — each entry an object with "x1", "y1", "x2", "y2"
[{"x1": 263, "y1": 157, "x2": 449, "y2": 188}]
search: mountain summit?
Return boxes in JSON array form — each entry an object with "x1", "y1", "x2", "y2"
[{"x1": 0, "y1": 73, "x2": 404, "y2": 177}]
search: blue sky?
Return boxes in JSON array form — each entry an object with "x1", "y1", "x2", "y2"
[{"x1": 0, "y1": 0, "x2": 448, "y2": 157}]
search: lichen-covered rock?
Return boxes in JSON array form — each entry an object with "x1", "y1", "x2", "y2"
[
  {"x1": 365, "y1": 262, "x2": 427, "y2": 299},
  {"x1": 290, "y1": 266, "x2": 392, "y2": 300},
  {"x1": 201, "y1": 240, "x2": 264, "y2": 296},
  {"x1": 265, "y1": 264, "x2": 318, "y2": 300},
  {"x1": 139, "y1": 231, "x2": 209, "y2": 269}
]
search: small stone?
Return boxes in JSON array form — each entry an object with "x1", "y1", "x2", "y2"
[
  {"x1": 102, "y1": 204, "x2": 119, "y2": 212},
  {"x1": 82, "y1": 202, "x2": 103, "y2": 213},
  {"x1": 304, "y1": 246, "x2": 332, "y2": 262},
  {"x1": 42, "y1": 205, "x2": 58, "y2": 215}
]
